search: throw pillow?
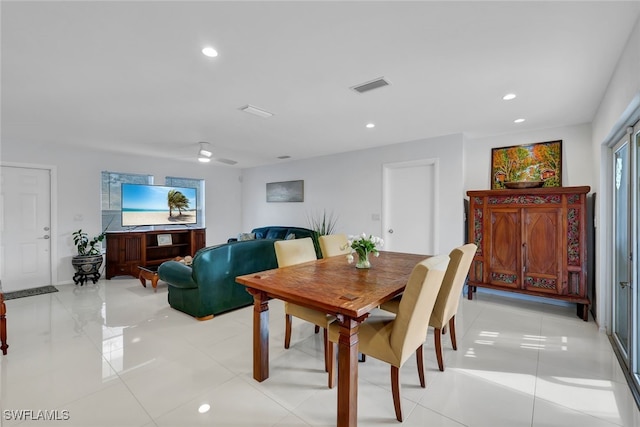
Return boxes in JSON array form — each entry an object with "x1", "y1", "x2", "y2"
[
  {"x1": 238, "y1": 232, "x2": 256, "y2": 241},
  {"x1": 266, "y1": 229, "x2": 287, "y2": 239}
]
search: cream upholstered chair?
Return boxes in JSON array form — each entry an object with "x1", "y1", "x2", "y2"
[
  {"x1": 327, "y1": 255, "x2": 449, "y2": 422},
  {"x1": 318, "y1": 233, "x2": 368, "y2": 362},
  {"x1": 274, "y1": 237, "x2": 336, "y2": 371},
  {"x1": 380, "y1": 243, "x2": 477, "y2": 371},
  {"x1": 318, "y1": 233, "x2": 350, "y2": 258}
]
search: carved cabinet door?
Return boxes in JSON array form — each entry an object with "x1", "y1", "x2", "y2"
[
  {"x1": 521, "y1": 208, "x2": 563, "y2": 295},
  {"x1": 487, "y1": 208, "x2": 521, "y2": 289}
]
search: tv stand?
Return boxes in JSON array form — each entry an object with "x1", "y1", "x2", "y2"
[{"x1": 106, "y1": 228, "x2": 205, "y2": 279}]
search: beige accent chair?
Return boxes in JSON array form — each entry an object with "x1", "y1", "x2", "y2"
[
  {"x1": 274, "y1": 237, "x2": 336, "y2": 371},
  {"x1": 318, "y1": 233, "x2": 350, "y2": 258},
  {"x1": 380, "y1": 243, "x2": 477, "y2": 371},
  {"x1": 327, "y1": 255, "x2": 450, "y2": 422}
]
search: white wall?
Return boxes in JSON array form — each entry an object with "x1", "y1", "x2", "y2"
[
  {"x1": 591, "y1": 14, "x2": 640, "y2": 330},
  {"x1": 1, "y1": 140, "x2": 243, "y2": 285},
  {"x1": 241, "y1": 133, "x2": 465, "y2": 255},
  {"x1": 464, "y1": 123, "x2": 595, "y2": 193}
]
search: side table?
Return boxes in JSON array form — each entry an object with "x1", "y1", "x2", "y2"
[
  {"x1": 138, "y1": 257, "x2": 187, "y2": 292},
  {"x1": 138, "y1": 266, "x2": 160, "y2": 292}
]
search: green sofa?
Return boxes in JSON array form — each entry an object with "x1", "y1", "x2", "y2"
[
  {"x1": 157, "y1": 239, "x2": 279, "y2": 319},
  {"x1": 229, "y1": 226, "x2": 321, "y2": 258}
]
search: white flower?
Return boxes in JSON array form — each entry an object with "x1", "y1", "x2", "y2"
[{"x1": 346, "y1": 254, "x2": 354, "y2": 264}]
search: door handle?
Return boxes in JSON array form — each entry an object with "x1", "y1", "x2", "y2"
[
  {"x1": 620, "y1": 281, "x2": 630, "y2": 289},
  {"x1": 39, "y1": 235, "x2": 50, "y2": 239},
  {"x1": 388, "y1": 229, "x2": 394, "y2": 234}
]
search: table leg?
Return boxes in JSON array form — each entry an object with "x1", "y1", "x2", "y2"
[
  {"x1": 0, "y1": 293, "x2": 8, "y2": 355},
  {"x1": 138, "y1": 272, "x2": 147, "y2": 288},
  {"x1": 337, "y1": 316, "x2": 360, "y2": 427},
  {"x1": 248, "y1": 289, "x2": 269, "y2": 382}
]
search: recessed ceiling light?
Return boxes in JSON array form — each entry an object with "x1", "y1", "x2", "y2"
[
  {"x1": 503, "y1": 93, "x2": 517, "y2": 101},
  {"x1": 366, "y1": 123, "x2": 375, "y2": 128},
  {"x1": 514, "y1": 118, "x2": 526, "y2": 123},
  {"x1": 202, "y1": 47, "x2": 218, "y2": 57}
]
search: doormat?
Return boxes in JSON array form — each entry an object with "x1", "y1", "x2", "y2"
[{"x1": 3, "y1": 285, "x2": 59, "y2": 300}]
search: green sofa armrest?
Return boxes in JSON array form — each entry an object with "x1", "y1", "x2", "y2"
[{"x1": 158, "y1": 261, "x2": 197, "y2": 289}]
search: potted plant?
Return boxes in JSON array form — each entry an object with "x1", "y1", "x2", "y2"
[
  {"x1": 306, "y1": 209, "x2": 338, "y2": 236},
  {"x1": 71, "y1": 229, "x2": 106, "y2": 285}
]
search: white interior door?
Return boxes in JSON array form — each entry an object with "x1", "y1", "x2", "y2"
[
  {"x1": 382, "y1": 159, "x2": 437, "y2": 255},
  {"x1": 0, "y1": 165, "x2": 52, "y2": 292}
]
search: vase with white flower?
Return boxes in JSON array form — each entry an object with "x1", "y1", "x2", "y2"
[{"x1": 344, "y1": 233, "x2": 384, "y2": 269}]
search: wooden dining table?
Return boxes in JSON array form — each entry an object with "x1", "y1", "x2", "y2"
[{"x1": 236, "y1": 251, "x2": 429, "y2": 427}]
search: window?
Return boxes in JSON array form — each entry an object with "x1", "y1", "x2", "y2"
[{"x1": 101, "y1": 171, "x2": 153, "y2": 231}]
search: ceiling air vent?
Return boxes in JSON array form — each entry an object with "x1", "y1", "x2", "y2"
[
  {"x1": 216, "y1": 158, "x2": 238, "y2": 165},
  {"x1": 350, "y1": 77, "x2": 390, "y2": 94}
]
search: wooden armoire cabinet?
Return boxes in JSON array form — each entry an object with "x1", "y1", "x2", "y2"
[{"x1": 466, "y1": 186, "x2": 590, "y2": 320}]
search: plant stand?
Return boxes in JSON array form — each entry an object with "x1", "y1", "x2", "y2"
[{"x1": 72, "y1": 255, "x2": 103, "y2": 286}]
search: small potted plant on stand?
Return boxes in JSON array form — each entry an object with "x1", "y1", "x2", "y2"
[{"x1": 71, "y1": 229, "x2": 106, "y2": 285}]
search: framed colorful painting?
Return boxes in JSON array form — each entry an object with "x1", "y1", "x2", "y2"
[{"x1": 491, "y1": 140, "x2": 562, "y2": 189}]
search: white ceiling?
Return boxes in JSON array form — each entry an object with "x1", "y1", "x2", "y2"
[{"x1": 2, "y1": 1, "x2": 639, "y2": 168}]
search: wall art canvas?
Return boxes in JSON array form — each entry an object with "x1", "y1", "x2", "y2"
[
  {"x1": 266, "y1": 180, "x2": 304, "y2": 202},
  {"x1": 491, "y1": 140, "x2": 562, "y2": 189}
]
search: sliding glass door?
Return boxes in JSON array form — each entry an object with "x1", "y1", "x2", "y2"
[
  {"x1": 611, "y1": 122, "x2": 640, "y2": 399},
  {"x1": 634, "y1": 127, "x2": 640, "y2": 390},
  {"x1": 612, "y1": 135, "x2": 631, "y2": 360}
]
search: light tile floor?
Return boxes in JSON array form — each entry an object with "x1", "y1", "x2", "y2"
[{"x1": 1, "y1": 278, "x2": 639, "y2": 426}]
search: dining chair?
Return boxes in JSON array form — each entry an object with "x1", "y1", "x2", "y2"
[
  {"x1": 318, "y1": 233, "x2": 350, "y2": 258},
  {"x1": 274, "y1": 237, "x2": 336, "y2": 371},
  {"x1": 380, "y1": 243, "x2": 477, "y2": 371},
  {"x1": 327, "y1": 255, "x2": 449, "y2": 422}
]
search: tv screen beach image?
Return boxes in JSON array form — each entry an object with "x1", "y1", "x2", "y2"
[{"x1": 122, "y1": 184, "x2": 197, "y2": 226}]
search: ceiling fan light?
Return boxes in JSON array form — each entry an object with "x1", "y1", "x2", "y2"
[
  {"x1": 198, "y1": 156, "x2": 211, "y2": 163},
  {"x1": 199, "y1": 148, "x2": 213, "y2": 157},
  {"x1": 198, "y1": 142, "x2": 213, "y2": 158}
]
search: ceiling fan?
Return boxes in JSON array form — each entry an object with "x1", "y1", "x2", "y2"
[{"x1": 197, "y1": 142, "x2": 238, "y2": 165}]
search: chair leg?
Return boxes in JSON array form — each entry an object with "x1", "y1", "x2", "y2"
[
  {"x1": 323, "y1": 328, "x2": 329, "y2": 372},
  {"x1": 416, "y1": 344, "x2": 426, "y2": 387},
  {"x1": 449, "y1": 316, "x2": 457, "y2": 350},
  {"x1": 284, "y1": 314, "x2": 292, "y2": 349},
  {"x1": 391, "y1": 365, "x2": 403, "y2": 422},
  {"x1": 327, "y1": 340, "x2": 335, "y2": 389},
  {"x1": 434, "y1": 327, "x2": 444, "y2": 371}
]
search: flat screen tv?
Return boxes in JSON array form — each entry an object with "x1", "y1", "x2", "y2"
[{"x1": 121, "y1": 184, "x2": 198, "y2": 227}]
